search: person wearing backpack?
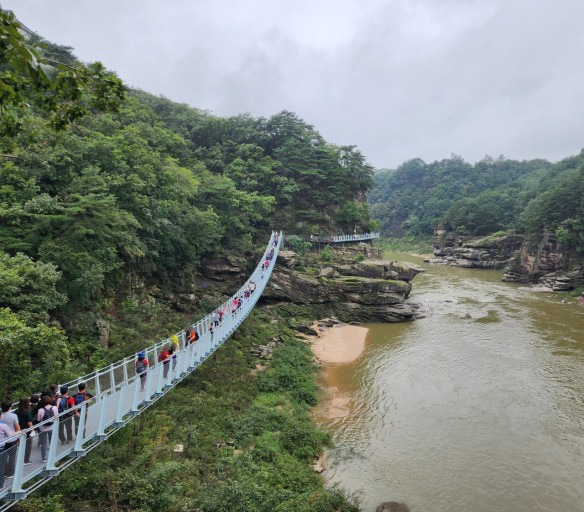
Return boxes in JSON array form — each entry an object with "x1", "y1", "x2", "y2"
[
  {"x1": 0, "y1": 400, "x2": 20, "y2": 480},
  {"x1": 0, "y1": 421, "x2": 16, "y2": 489},
  {"x1": 135, "y1": 352, "x2": 149, "y2": 391},
  {"x1": 36, "y1": 395, "x2": 58, "y2": 463},
  {"x1": 16, "y1": 398, "x2": 34, "y2": 465},
  {"x1": 56, "y1": 386, "x2": 75, "y2": 445},
  {"x1": 158, "y1": 346, "x2": 171, "y2": 380},
  {"x1": 186, "y1": 327, "x2": 199, "y2": 344},
  {"x1": 73, "y1": 383, "x2": 93, "y2": 438}
]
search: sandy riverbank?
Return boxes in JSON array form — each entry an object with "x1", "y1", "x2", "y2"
[{"x1": 311, "y1": 324, "x2": 369, "y2": 364}]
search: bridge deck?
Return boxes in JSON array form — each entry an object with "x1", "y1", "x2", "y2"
[{"x1": 0, "y1": 232, "x2": 282, "y2": 510}]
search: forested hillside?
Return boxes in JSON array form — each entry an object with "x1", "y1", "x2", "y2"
[
  {"x1": 0, "y1": 36, "x2": 375, "y2": 399},
  {"x1": 368, "y1": 153, "x2": 584, "y2": 254}
]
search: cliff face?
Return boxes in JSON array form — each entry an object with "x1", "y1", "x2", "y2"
[
  {"x1": 429, "y1": 232, "x2": 583, "y2": 287},
  {"x1": 264, "y1": 250, "x2": 426, "y2": 322},
  {"x1": 430, "y1": 234, "x2": 524, "y2": 269},
  {"x1": 502, "y1": 232, "x2": 584, "y2": 287},
  {"x1": 502, "y1": 232, "x2": 565, "y2": 282}
]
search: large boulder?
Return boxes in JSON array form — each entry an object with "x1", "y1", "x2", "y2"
[
  {"x1": 277, "y1": 250, "x2": 299, "y2": 269},
  {"x1": 376, "y1": 502, "x2": 410, "y2": 512},
  {"x1": 334, "y1": 260, "x2": 423, "y2": 281},
  {"x1": 503, "y1": 232, "x2": 573, "y2": 283},
  {"x1": 200, "y1": 257, "x2": 243, "y2": 280}
]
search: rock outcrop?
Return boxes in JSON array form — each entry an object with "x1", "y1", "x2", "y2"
[
  {"x1": 265, "y1": 250, "x2": 425, "y2": 323},
  {"x1": 502, "y1": 232, "x2": 566, "y2": 283},
  {"x1": 430, "y1": 234, "x2": 524, "y2": 269},
  {"x1": 431, "y1": 231, "x2": 584, "y2": 286},
  {"x1": 200, "y1": 257, "x2": 245, "y2": 281},
  {"x1": 376, "y1": 502, "x2": 410, "y2": 512},
  {"x1": 536, "y1": 267, "x2": 584, "y2": 290}
]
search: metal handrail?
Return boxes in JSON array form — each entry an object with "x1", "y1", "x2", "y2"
[
  {"x1": 285, "y1": 232, "x2": 380, "y2": 243},
  {"x1": 0, "y1": 231, "x2": 282, "y2": 509}
]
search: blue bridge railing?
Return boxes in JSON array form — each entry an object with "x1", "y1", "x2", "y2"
[{"x1": 0, "y1": 231, "x2": 282, "y2": 510}]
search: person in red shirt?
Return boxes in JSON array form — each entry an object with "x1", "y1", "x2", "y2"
[{"x1": 158, "y1": 346, "x2": 171, "y2": 380}]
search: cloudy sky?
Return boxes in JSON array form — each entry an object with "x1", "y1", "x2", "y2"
[{"x1": 5, "y1": 0, "x2": 584, "y2": 168}]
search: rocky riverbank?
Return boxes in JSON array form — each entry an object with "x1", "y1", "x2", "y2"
[
  {"x1": 429, "y1": 232, "x2": 584, "y2": 290},
  {"x1": 264, "y1": 246, "x2": 427, "y2": 323},
  {"x1": 429, "y1": 233, "x2": 524, "y2": 269}
]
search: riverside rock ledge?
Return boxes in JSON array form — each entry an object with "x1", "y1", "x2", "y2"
[{"x1": 264, "y1": 250, "x2": 426, "y2": 322}]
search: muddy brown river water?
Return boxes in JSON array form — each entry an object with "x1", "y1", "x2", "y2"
[{"x1": 313, "y1": 253, "x2": 584, "y2": 512}]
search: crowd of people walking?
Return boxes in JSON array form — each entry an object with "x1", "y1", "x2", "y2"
[
  {"x1": 1, "y1": 232, "x2": 281, "y2": 491},
  {"x1": 0, "y1": 384, "x2": 94, "y2": 487}
]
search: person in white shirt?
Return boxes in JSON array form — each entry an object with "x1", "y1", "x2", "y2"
[
  {"x1": 0, "y1": 422, "x2": 16, "y2": 488},
  {"x1": 36, "y1": 396, "x2": 58, "y2": 463},
  {"x1": 0, "y1": 400, "x2": 20, "y2": 481}
]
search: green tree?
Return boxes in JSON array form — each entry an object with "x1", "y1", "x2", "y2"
[
  {"x1": 0, "y1": 10, "x2": 125, "y2": 134},
  {"x1": 0, "y1": 307, "x2": 70, "y2": 398},
  {"x1": 0, "y1": 251, "x2": 66, "y2": 323}
]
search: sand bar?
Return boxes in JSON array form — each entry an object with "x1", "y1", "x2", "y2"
[{"x1": 311, "y1": 324, "x2": 369, "y2": 364}]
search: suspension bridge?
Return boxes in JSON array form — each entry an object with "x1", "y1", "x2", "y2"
[{"x1": 0, "y1": 231, "x2": 379, "y2": 509}]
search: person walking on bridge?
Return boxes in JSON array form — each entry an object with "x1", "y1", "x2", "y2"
[
  {"x1": 136, "y1": 352, "x2": 149, "y2": 391},
  {"x1": 158, "y1": 346, "x2": 171, "y2": 380},
  {"x1": 73, "y1": 383, "x2": 93, "y2": 438},
  {"x1": 0, "y1": 400, "x2": 20, "y2": 480},
  {"x1": 36, "y1": 395, "x2": 57, "y2": 463},
  {"x1": 0, "y1": 421, "x2": 16, "y2": 489},
  {"x1": 57, "y1": 387, "x2": 76, "y2": 445},
  {"x1": 16, "y1": 398, "x2": 33, "y2": 465}
]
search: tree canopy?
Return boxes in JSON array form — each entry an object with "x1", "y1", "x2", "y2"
[{"x1": 369, "y1": 152, "x2": 584, "y2": 252}]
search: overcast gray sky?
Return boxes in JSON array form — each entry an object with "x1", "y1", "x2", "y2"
[{"x1": 5, "y1": 0, "x2": 584, "y2": 168}]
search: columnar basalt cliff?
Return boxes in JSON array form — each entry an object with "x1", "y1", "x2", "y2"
[{"x1": 264, "y1": 249, "x2": 426, "y2": 322}]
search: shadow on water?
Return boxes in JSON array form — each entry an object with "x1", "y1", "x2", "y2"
[{"x1": 314, "y1": 252, "x2": 584, "y2": 512}]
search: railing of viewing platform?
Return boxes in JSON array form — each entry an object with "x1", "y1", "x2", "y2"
[{"x1": 285, "y1": 232, "x2": 380, "y2": 243}]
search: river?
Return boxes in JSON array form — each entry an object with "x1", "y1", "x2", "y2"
[{"x1": 313, "y1": 252, "x2": 584, "y2": 512}]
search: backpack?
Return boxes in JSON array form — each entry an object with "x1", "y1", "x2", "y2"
[
  {"x1": 58, "y1": 396, "x2": 72, "y2": 416},
  {"x1": 187, "y1": 328, "x2": 199, "y2": 343},
  {"x1": 136, "y1": 359, "x2": 148, "y2": 374},
  {"x1": 42, "y1": 406, "x2": 55, "y2": 422},
  {"x1": 73, "y1": 392, "x2": 89, "y2": 406}
]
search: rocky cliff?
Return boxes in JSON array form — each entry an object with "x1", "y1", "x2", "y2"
[
  {"x1": 502, "y1": 231, "x2": 584, "y2": 287},
  {"x1": 502, "y1": 231, "x2": 565, "y2": 282},
  {"x1": 429, "y1": 233, "x2": 524, "y2": 269},
  {"x1": 264, "y1": 249, "x2": 426, "y2": 322},
  {"x1": 430, "y1": 231, "x2": 583, "y2": 288}
]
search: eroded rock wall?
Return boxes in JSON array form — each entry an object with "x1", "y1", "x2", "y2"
[
  {"x1": 430, "y1": 234, "x2": 524, "y2": 269},
  {"x1": 265, "y1": 250, "x2": 425, "y2": 322}
]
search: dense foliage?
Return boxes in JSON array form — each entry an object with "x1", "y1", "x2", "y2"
[
  {"x1": 15, "y1": 309, "x2": 360, "y2": 512},
  {"x1": 369, "y1": 153, "x2": 584, "y2": 253},
  {"x1": 0, "y1": 38, "x2": 374, "y2": 399},
  {"x1": 1, "y1": 10, "x2": 125, "y2": 134},
  {"x1": 0, "y1": 25, "x2": 369, "y2": 511}
]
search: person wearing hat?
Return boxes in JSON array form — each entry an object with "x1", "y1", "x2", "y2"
[{"x1": 135, "y1": 352, "x2": 149, "y2": 391}]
